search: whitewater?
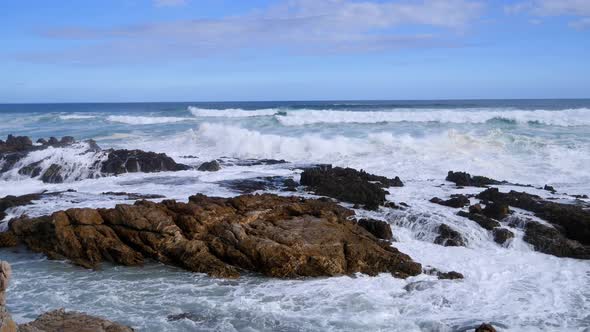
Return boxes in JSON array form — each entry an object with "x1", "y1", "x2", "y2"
[{"x1": 1, "y1": 100, "x2": 590, "y2": 331}]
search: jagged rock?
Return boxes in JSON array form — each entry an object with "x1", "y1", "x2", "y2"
[
  {"x1": 357, "y1": 219, "x2": 393, "y2": 241},
  {"x1": 522, "y1": 220, "x2": 590, "y2": 259},
  {"x1": 424, "y1": 267, "x2": 464, "y2": 280},
  {"x1": 0, "y1": 135, "x2": 32, "y2": 153},
  {"x1": 197, "y1": 160, "x2": 221, "y2": 172},
  {"x1": 101, "y1": 192, "x2": 166, "y2": 200},
  {"x1": 18, "y1": 309, "x2": 134, "y2": 332},
  {"x1": 101, "y1": 149, "x2": 190, "y2": 175},
  {"x1": 475, "y1": 323, "x2": 497, "y2": 332},
  {"x1": 544, "y1": 185, "x2": 556, "y2": 193},
  {"x1": 9, "y1": 194, "x2": 422, "y2": 279},
  {"x1": 481, "y1": 202, "x2": 510, "y2": 220},
  {"x1": 300, "y1": 165, "x2": 402, "y2": 210},
  {"x1": 457, "y1": 211, "x2": 500, "y2": 230},
  {"x1": 0, "y1": 232, "x2": 18, "y2": 247},
  {"x1": 218, "y1": 158, "x2": 288, "y2": 167},
  {"x1": 493, "y1": 228, "x2": 514, "y2": 245},
  {"x1": 218, "y1": 176, "x2": 297, "y2": 194},
  {"x1": 430, "y1": 195, "x2": 470, "y2": 208},
  {"x1": 446, "y1": 171, "x2": 502, "y2": 187},
  {"x1": 477, "y1": 188, "x2": 590, "y2": 245},
  {"x1": 434, "y1": 224, "x2": 465, "y2": 247},
  {"x1": 469, "y1": 204, "x2": 483, "y2": 214},
  {"x1": 0, "y1": 193, "x2": 43, "y2": 221},
  {"x1": 40, "y1": 164, "x2": 64, "y2": 183}
]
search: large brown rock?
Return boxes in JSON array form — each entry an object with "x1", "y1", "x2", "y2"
[
  {"x1": 0, "y1": 261, "x2": 17, "y2": 332},
  {"x1": 18, "y1": 309, "x2": 134, "y2": 332},
  {"x1": 9, "y1": 194, "x2": 421, "y2": 279}
]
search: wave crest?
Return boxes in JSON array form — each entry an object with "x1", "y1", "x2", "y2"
[
  {"x1": 188, "y1": 107, "x2": 280, "y2": 118},
  {"x1": 106, "y1": 115, "x2": 192, "y2": 125}
]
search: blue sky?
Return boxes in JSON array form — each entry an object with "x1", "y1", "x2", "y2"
[{"x1": 1, "y1": 0, "x2": 589, "y2": 102}]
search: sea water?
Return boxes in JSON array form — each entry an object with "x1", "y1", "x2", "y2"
[{"x1": 1, "y1": 100, "x2": 589, "y2": 331}]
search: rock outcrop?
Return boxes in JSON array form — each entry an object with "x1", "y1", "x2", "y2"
[
  {"x1": 7, "y1": 194, "x2": 421, "y2": 279},
  {"x1": 197, "y1": 160, "x2": 221, "y2": 172},
  {"x1": 520, "y1": 220, "x2": 590, "y2": 259},
  {"x1": 0, "y1": 193, "x2": 42, "y2": 221},
  {"x1": 429, "y1": 195, "x2": 470, "y2": 208},
  {"x1": 475, "y1": 323, "x2": 497, "y2": 332},
  {"x1": 446, "y1": 171, "x2": 503, "y2": 187},
  {"x1": 300, "y1": 165, "x2": 403, "y2": 210},
  {"x1": 0, "y1": 261, "x2": 17, "y2": 332},
  {"x1": 0, "y1": 135, "x2": 190, "y2": 184},
  {"x1": 434, "y1": 224, "x2": 466, "y2": 247},
  {"x1": 357, "y1": 219, "x2": 393, "y2": 241}
]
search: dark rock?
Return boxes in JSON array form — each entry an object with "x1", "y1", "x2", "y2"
[
  {"x1": 0, "y1": 232, "x2": 18, "y2": 247},
  {"x1": 572, "y1": 194, "x2": 589, "y2": 199},
  {"x1": 17, "y1": 160, "x2": 43, "y2": 178},
  {"x1": 469, "y1": 204, "x2": 483, "y2": 214},
  {"x1": 481, "y1": 202, "x2": 510, "y2": 220},
  {"x1": 300, "y1": 165, "x2": 402, "y2": 210},
  {"x1": 446, "y1": 171, "x2": 502, "y2": 187},
  {"x1": 475, "y1": 323, "x2": 497, "y2": 332},
  {"x1": 198, "y1": 160, "x2": 221, "y2": 172},
  {"x1": 85, "y1": 139, "x2": 101, "y2": 151},
  {"x1": 40, "y1": 164, "x2": 64, "y2": 183},
  {"x1": 101, "y1": 149, "x2": 190, "y2": 175},
  {"x1": 544, "y1": 185, "x2": 556, "y2": 192},
  {"x1": 430, "y1": 195, "x2": 470, "y2": 208},
  {"x1": 457, "y1": 211, "x2": 500, "y2": 230},
  {"x1": 10, "y1": 194, "x2": 422, "y2": 279},
  {"x1": 424, "y1": 267, "x2": 464, "y2": 280},
  {"x1": 523, "y1": 220, "x2": 590, "y2": 259},
  {"x1": 282, "y1": 178, "x2": 298, "y2": 192},
  {"x1": 101, "y1": 192, "x2": 166, "y2": 200},
  {"x1": 357, "y1": 219, "x2": 393, "y2": 241},
  {"x1": 493, "y1": 228, "x2": 514, "y2": 245},
  {"x1": 477, "y1": 188, "x2": 590, "y2": 245},
  {"x1": 0, "y1": 135, "x2": 32, "y2": 152},
  {"x1": 36, "y1": 138, "x2": 47, "y2": 145},
  {"x1": 47, "y1": 137, "x2": 59, "y2": 145},
  {"x1": 0, "y1": 193, "x2": 43, "y2": 221},
  {"x1": 60, "y1": 136, "x2": 75, "y2": 145},
  {"x1": 434, "y1": 224, "x2": 466, "y2": 247}
]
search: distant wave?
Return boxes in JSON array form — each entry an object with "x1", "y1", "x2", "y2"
[
  {"x1": 106, "y1": 115, "x2": 192, "y2": 125},
  {"x1": 188, "y1": 106, "x2": 279, "y2": 117},
  {"x1": 275, "y1": 108, "x2": 590, "y2": 127},
  {"x1": 59, "y1": 114, "x2": 97, "y2": 120}
]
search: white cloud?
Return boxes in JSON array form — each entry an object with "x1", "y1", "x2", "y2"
[
  {"x1": 507, "y1": 0, "x2": 590, "y2": 28},
  {"x1": 27, "y1": 0, "x2": 484, "y2": 64}
]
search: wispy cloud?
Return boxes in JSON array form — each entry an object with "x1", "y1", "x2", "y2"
[
  {"x1": 20, "y1": 0, "x2": 485, "y2": 64},
  {"x1": 506, "y1": 0, "x2": 590, "y2": 28}
]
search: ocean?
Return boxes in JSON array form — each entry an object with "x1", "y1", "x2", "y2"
[{"x1": 1, "y1": 100, "x2": 589, "y2": 331}]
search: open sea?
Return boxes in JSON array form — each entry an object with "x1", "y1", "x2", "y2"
[{"x1": 1, "y1": 99, "x2": 590, "y2": 331}]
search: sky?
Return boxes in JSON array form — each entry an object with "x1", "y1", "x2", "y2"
[{"x1": 1, "y1": 0, "x2": 589, "y2": 102}]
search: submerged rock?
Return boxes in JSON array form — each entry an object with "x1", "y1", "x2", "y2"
[
  {"x1": 300, "y1": 165, "x2": 403, "y2": 210},
  {"x1": 197, "y1": 160, "x2": 221, "y2": 172},
  {"x1": 477, "y1": 188, "x2": 590, "y2": 246},
  {"x1": 434, "y1": 224, "x2": 466, "y2": 247},
  {"x1": 492, "y1": 228, "x2": 514, "y2": 245},
  {"x1": 457, "y1": 211, "x2": 500, "y2": 230},
  {"x1": 522, "y1": 220, "x2": 590, "y2": 259},
  {"x1": 446, "y1": 171, "x2": 503, "y2": 187},
  {"x1": 0, "y1": 193, "x2": 43, "y2": 221},
  {"x1": 423, "y1": 267, "x2": 464, "y2": 280},
  {"x1": 357, "y1": 218, "x2": 393, "y2": 241},
  {"x1": 101, "y1": 149, "x2": 190, "y2": 175},
  {"x1": 9, "y1": 194, "x2": 422, "y2": 279},
  {"x1": 429, "y1": 195, "x2": 470, "y2": 208}
]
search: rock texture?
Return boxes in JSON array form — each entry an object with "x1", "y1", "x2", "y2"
[
  {"x1": 18, "y1": 309, "x2": 134, "y2": 332},
  {"x1": 300, "y1": 165, "x2": 403, "y2": 210},
  {"x1": 197, "y1": 160, "x2": 221, "y2": 172},
  {"x1": 521, "y1": 220, "x2": 590, "y2": 259},
  {"x1": 434, "y1": 224, "x2": 465, "y2": 247},
  {"x1": 0, "y1": 261, "x2": 17, "y2": 332},
  {"x1": 446, "y1": 171, "x2": 503, "y2": 187},
  {"x1": 429, "y1": 195, "x2": 470, "y2": 208},
  {"x1": 0, "y1": 193, "x2": 42, "y2": 221},
  {"x1": 100, "y1": 149, "x2": 190, "y2": 175},
  {"x1": 357, "y1": 219, "x2": 393, "y2": 241},
  {"x1": 8, "y1": 194, "x2": 421, "y2": 279},
  {"x1": 475, "y1": 323, "x2": 497, "y2": 332}
]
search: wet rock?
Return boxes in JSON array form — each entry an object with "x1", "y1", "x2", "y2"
[
  {"x1": 481, "y1": 202, "x2": 510, "y2": 220},
  {"x1": 9, "y1": 194, "x2": 422, "y2": 279},
  {"x1": 477, "y1": 188, "x2": 590, "y2": 245},
  {"x1": 492, "y1": 228, "x2": 514, "y2": 245},
  {"x1": 219, "y1": 158, "x2": 288, "y2": 167},
  {"x1": 457, "y1": 211, "x2": 500, "y2": 230},
  {"x1": 0, "y1": 193, "x2": 43, "y2": 221},
  {"x1": 446, "y1": 171, "x2": 502, "y2": 187},
  {"x1": 218, "y1": 176, "x2": 296, "y2": 194},
  {"x1": 40, "y1": 164, "x2": 64, "y2": 183},
  {"x1": 430, "y1": 195, "x2": 470, "y2": 208},
  {"x1": 18, "y1": 309, "x2": 134, "y2": 332},
  {"x1": 544, "y1": 184, "x2": 556, "y2": 193},
  {"x1": 469, "y1": 204, "x2": 483, "y2": 214},
  {"x1": 300, "y1": 165, "x2": 402, "y2": 210},
  {"x1": 0, "y1": 135, "x2": 32, "y2": 153},
  {"x1": 47, "y1": 137, "x2": 59, "y2": 145},
  {"x1": 101, "y1": 149, "x2": 190, "y2": 175},
  {"x1": 434, "y1": 224, "x2": 466, "y2": 247},
  {"x1": 424, "y1": 267, "x2": 464, "y2": 280},
  {"x1": 101, "y1": 192, "x2": 166, "y2": 200},
  {"x1": 357, "y1": 219, "x2": 393, "y2": 241},
  {"x1": 523, "y1": 220, "x2": 590, "y2": 259},
  {"x1": 198, "y1": 160, "x2": 221, "y2": 172},
  {"x1": 475, "y1": 323, "x2": 497, "y2": 332},
  {"x1": 0, "y1": 261, "x2": 17, "y2": 332},
  {"x1": 0, "y1": 232, "x2": 18, "y2": 247},
  {"x1": 36, "y1": 138, "x2": 47, "y2": 145}
]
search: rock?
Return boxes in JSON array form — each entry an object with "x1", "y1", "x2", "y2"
[
  {"x1": 198, "y1": 160, "x2": 221, "y2": 172},
  {"x1": 47, "y1": 137, "x2": 60, "y2": 145},
  {"x1": 477, "y1": 188, "x2": 590, "y2": 245},
  {"x1": 218, "y1": 158, "x2": 288, "y2": 167},
  {"x1": 0, "y1": 135, "x2": 33, "y2": 153},
  {"x1": 475, "y1": 323, "x2": 497, "y2": 332},
  {"x1": 446, "y1": 171, "x2": 502, "y2": 187},
  {"x1": 544, "y1": 184, "x2": 556, "y2": 193},
  {"x1": 469, "y1": 204, "x2": 483, "y2": 214},
  {"x1": 0, "y1": 193, "x2": 43, "y2": 221},
  {"x1": 0, "y1": 261, "x2": 17, "y2": 332},
  {"x1": 424, "y1": 267, "x2": 464, "y2": 280},
  {"x1": 523, "y1": 220, "x2": 590, "y2": 259},
  {"x1": 492, "y1": 228, "x2": 514, "y2": 245},
  {"x1": 36, "y1": 138, "x2": 47, "y2": 145},
  {"x1": 0, "y1": 232, "x2": 18, "y2": 247},
  {"x1": 457, "y1": 211, "x2": 500, "y2": 230},
  {"x1": 9, "y1": 194, "x2": 422, "y2": 279},
  {"x1": 481, "y1": 202, "x2": 510, "y2": 220},
  {"x1": 60, "y1": 136, "x2": 75, "y2": 145},
  {"x1": 101, "y1": 192, "x2": 166, "y2": 200},
  {"x1": 18, "y1": 309, "x2": 134, "y2": 332},
  {"x1": 40, "y1": 164, "x2": 64, "y2": 183},
  {"x1": 101, "y1": 149, "x2": 190, "y2": 175},
  {"x1": 357, "y1": 219, "x2": 393, "y2": 241},
  {"x1": 300, "y1": 165, "x2": 402, "y2": 210},
  {"x1": 434, "y1": 224, "x2": 466, "y2": 247},
  {"x1": 218, "y1": 176, "x2": 296, "y2": 194},
  {"x1": 429, "y1": 195, "x2": 470, "y2": 208}
]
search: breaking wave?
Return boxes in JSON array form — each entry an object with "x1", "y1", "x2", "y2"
[
  {"x1": 106, "y1": 115, "x2": 193, "y2": 125},
  {"x1": 58, "y1": 114, "x2": 97, "y2": 120},
  {"x1": 188, "y1": 107, "x2": 280, "y2": 117}
]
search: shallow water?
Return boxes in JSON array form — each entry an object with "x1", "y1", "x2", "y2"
[{"x1": 1, "y1": 100, "x2": 590, "y2": 331}]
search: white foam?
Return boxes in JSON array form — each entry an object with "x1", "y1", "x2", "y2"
[
  {"x1": 106, "y1": 115, "x2": 192, "y2": 125},
  {"x1": 58, "y1": 114, "x2": 97, "y2": 120},
  {"x1": 188, "y1": 106, "x2": 279, "y2": 118},
  {"x1": 275, "y1": 108, "x2": 590, "y2": 127}
]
